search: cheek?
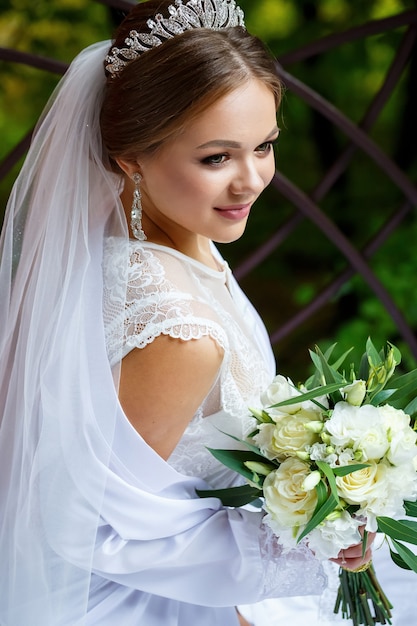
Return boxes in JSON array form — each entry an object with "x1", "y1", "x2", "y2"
[
  {"x1": 159, "y1": 167, "x2": 209, "y2": 202},
  {"x1": 264, "y1": 154, "x2": 276, "y2": 185}
]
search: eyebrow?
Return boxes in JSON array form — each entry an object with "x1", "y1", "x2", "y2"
[{"x1": 196, "y1": 126, "x2": 280, "y2": 150}]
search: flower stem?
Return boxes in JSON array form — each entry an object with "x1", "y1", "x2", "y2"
[{"x1": 335, "y1": 565, "x2": 392, "y2": 625}]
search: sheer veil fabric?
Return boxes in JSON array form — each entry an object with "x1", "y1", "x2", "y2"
[
  {"x1": 0, "y1": 41, "x2": 127, "y2": 624},
  {"x1": 0, "y1": 41, "x2": 325, "y2": 625}
]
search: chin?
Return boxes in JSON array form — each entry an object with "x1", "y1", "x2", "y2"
[
  {"x1": 213, "y1": 234, "x2": 245, "y2": 245},
  {"x1": 212, "y1": 225, "x2": 248, "y2": 245}
]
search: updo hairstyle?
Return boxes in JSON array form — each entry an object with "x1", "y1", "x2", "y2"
[{"x1": 100, "y1": 0, "x2": 282, "y2": 169}]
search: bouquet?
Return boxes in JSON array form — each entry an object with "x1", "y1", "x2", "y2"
[{"x1": 198, "y1": 339, "x2": 417, "y2": 626}]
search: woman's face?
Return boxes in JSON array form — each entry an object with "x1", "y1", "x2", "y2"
[{"x1": 138, "y1": 78, "x2": 279, "y2": 257}]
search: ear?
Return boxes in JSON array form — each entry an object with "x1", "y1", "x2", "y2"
[{"x1": 115, "y1": 158, "x2": 141, "y2": 179}]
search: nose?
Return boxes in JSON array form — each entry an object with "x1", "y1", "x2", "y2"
[{"x1": 229, "y1": 159, "x2": 268, "y2": 197}]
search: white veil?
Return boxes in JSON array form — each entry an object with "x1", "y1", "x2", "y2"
[{"x1": 0, "y1": 41, "x2": 128, "y2": 624}]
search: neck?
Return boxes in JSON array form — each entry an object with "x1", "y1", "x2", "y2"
[{"x1": 119, "y1": 180, "x2": 219, "y2": 270}]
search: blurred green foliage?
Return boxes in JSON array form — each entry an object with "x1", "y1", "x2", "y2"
[
  {"x1": 1, "y1": 0, "x2": 416, "y2": 378},
  {"x1": 0, "y1": 0, "x2": 113, "y2": 200}
]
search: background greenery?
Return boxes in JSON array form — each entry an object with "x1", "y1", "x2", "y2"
[{"x1": 1, "y1": 0, "x2": 416, "y2": 379}]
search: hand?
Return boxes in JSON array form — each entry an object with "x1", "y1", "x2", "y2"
[{"x1": 330, "y1": 527, "x2": 376, "y2": 572}]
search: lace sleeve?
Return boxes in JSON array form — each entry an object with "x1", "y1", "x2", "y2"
[
  {"x1": 103, "y1": 239, "x2": 228, "y2": 363},
  {"x1": 258, "y1": 519, "x2": 327, "y2": 598}
]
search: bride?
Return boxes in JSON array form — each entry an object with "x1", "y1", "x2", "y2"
[{"x1": 0, "y1": 1, "x2": 372, "y2": 624}]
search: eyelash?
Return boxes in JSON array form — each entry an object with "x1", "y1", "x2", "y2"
[{"x1": 201, "y1": 140, "x2": 278, "y2": 167}]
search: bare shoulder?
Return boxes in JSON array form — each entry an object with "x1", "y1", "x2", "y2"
[{"x1": 118, "y1": 334, "x2": 224, "y2": 459}]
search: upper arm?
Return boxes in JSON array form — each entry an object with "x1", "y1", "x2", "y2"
[{"x1": 118, "y1": 334, "x2": 224, "y2": 459}]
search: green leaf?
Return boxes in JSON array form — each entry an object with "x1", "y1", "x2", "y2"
[
  {"x1": 308, "y1": 480, "x2": 330, "y2": 530},
  {"x1": 206, "y1": 448, "x2": 273, "y2": 483},
  {"x1": 361, "y1": 528, "x2": 368, "y2": 558},
  {"x1": 332, "y1": 463, "x2": 369, "y2": 477},
  {"x1": 315, "y1": 347, "x2": 347, "y2": 405},
  {"x1": 384, "y1": 368, "x2": 417, "y2": 392},
  {"x1": 270, "y1": 382, "x2": 344, "y2": 409},
  {"x1": 389, "y1": 368, "x2": 417, "y2": 389},
  {"x1": 309, "y1": 350, "x2": 331, "y2": 381},
  {"x1": 249, "y1": 407, "x2": 274, "y2": 424},
  {"x1": 297, "y1": 491, "x2": 338, "y2": 542},
  {"x1": 397, "y1": 519, "x2": 417, "y2": 533},
  {"x1": 404, "y1": 500, "x2": 417, "y2": 517},
  {"x1": 377, "y1": 516, "x2": 417, "y2": 545},
  {"x1": 358, "y1": 352, "x2": 370, "y2": 382},
  {"x1": 386, "y1": 382, "x2": 417, "y2": 406},
  {"x1": 388, "y1": 341, "x2": 402, "y2": 368},
  {"x1": 196, "y1": 484, "x2": 262, "y2": 507},
  {"x1": 214, "y1": 430, "x2": 266, "y2": 455},
  {"x1": 307, "y1": 344, "x2": 353, "y2": 390},
  {"x1": 391, "y1": 539, "x2": 417, "y2": 573},
  {"x1": 316, "y1": 346, "x2": 345, "y2": 384},
  {"x1": 322, "y1": 343, "x2": 338, "y2": 360},
  {"x1": 313, "y1": 478, "x2": 328, "y2": 513},
  {"x1": 329, "y1": 348, "x2": 355, "y2": 373},
  {"x1": 368, "y1": 367, "x2": 417, "y2": 410},
  {"x1": 309, "y1": 348, "x2": 325, "y2": 374},
  {"x1": 316, "y1": 461, "x2": 339, "y2": 503},
  {"x1": 389, "y1": 545, "x2": 412, "y2": 570},
  {"x1": 366, "y1": 337, "x2": 383, "y2": 367},
  {"x1": 369, "y1": 388, "x2": 396, "y2": 405},
  {"x1": 405, "y1": 396, "x2": 417, "y2": 417}
]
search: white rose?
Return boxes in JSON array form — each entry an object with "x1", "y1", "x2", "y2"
[
  {"x1": 326, "y1": 402, "x2": 389, "y2": 461},
  {"x1": 261, "y1": 375, "x2": 302, "y2": 414},
  {"x1": 379, "y1": 404, "x2": 411, "y2": 433},
  {"x1": 358, "y1": 462, "x2": 417, "y2": 531},
  {"x1": 357, "y1": 425, "x2": 390, "y2": 461},
  {"x1": 254, "y1": 410, "x2": 322, "y2": 461},
  {"x1": 263, "y1": 458, "x2": 318, "y2": 528},
  {"x1": 307, "y1": 511, "x2": 362, "y2": 560},
  {"x1": 378, "y1": 404, "x2": 417, "y2": 465},
  {"x1": 394, "y1": 463, "x2": 417, "y2": 503},
  {"x1": 388, "y1": 428, "x2": 417, "y2": 465},
  {"x1": 253, "y1": 424, "x2": 279, "y2": 460},
  {"x1": 335, "y1": 460, "x2": 387, "y2": 505}
]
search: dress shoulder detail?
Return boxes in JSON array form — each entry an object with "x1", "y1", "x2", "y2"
[{"x1": 103, "y1": 239, "x2": 228, "y2": 365}]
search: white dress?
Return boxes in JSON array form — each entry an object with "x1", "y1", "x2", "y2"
[{"x1": 96, "y1": 238, "x2": 326, "y2": 626}]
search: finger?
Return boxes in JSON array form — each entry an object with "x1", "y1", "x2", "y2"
[
  {"x1": 331, "y1": 546, "x2": 373, "y2": 570},
  {"x1": 344, "y1": 544, "x2": 367, "y2": 558},
  {"x1": 342, "y1": 533, "x2": 376, "y2": 559}
]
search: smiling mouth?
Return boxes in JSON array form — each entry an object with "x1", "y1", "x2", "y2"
[
  {"x1": 214, "y1": 203, "x2": 252, "y2": 220},
  {"x1": 216, "y1": 203, "x2": 251, "y2": 211}
]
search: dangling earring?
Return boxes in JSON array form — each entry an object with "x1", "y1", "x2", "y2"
[{"x1": 131, "y1": 172, "x2": 147, "y2": 241}]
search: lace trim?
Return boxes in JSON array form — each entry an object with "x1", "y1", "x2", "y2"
[
  {"x1": 259, "y1": 521, "x2": 327, "y2": 598},
  {"x1": 124, "y1": 316, "x2": 228, "y2": 351}
]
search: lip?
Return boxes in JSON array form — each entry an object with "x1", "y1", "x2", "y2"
[{"x1": 214, "y1": 203, "x2": 252, "y2": 220}]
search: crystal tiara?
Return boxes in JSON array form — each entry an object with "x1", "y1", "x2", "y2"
[{"x1": 105, "y1": 0, "x2": 245, "y2": 78}]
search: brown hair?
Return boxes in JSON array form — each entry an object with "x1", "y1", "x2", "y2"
[{"x1": 100, "y1": 0, "x2": 282, "y2": 166}]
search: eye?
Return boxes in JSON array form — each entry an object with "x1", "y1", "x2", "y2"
[
  {"x1": 201, "y1": 153, "x2": 229, "y2": 166},
  {"x1": 255, "y1": 141, "x2": 275, "y2": 154}
]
